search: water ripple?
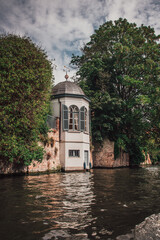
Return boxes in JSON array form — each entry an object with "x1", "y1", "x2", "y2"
[{"x1": 0, "y1": 167, "x2": 160, "y2": 239}]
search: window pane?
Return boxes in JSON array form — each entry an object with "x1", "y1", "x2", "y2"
[
  {"x1": 74, "y1": 112, "x2": 79, "y2": 130},
  {"x1": 69, "y1": 112, "x2": 73, "y2": 129},
  {"x1": 69, "y1": 105, "x2": 79, "y2": 131},
  {"x1": 69, "y1": 150, "x2": 80, "y2": 157},
  {"x1": 69, "y1": 150, "x2": 72, "y2": 156}
]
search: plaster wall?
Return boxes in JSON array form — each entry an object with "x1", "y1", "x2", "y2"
[
  {"x1": 60, "y1": 97, "x2": 89, "y2": 109},
  {"x1": 59, "y1": 142, "x2": 65, "y2": 169},
  {"x1": 64, "y1": 142, "x2": 90, "y2": 171},
  {"x1": 51, "y1": 99, "x2": 60, "y2": 117},
  {"x1": 65, "y1": 131, "x2": 89, "y2": 143}
]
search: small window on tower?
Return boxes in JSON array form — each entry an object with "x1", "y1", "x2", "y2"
[{"x1": 69, "y1": 150, "x2": 80, "y2": 157}]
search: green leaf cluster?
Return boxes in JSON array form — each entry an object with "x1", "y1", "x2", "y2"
[
  {"x1": 71, "y1": 18, "x2": 160, "y2": 165},
  {"x1": 0, "y1": 34, "x2": 53, "y2": 165}
]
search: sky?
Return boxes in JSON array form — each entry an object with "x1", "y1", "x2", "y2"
[{"x1": 0, "y1": 0, "x2": 160, "y2": 84}]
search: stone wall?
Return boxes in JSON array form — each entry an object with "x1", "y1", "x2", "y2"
[
  {"x1": 28, "y1": 126, "x2": 60, "y2": 173},
  {"x1": 93, "y1": 139, "x2": 129, "y2": 168},
  {"x1": 0, "y1": 119, "x2": 60, "y2": 175}
]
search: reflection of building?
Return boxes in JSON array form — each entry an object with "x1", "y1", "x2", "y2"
[{"x1": 51, "y1": 80, "x2": 91, "y2": 171}]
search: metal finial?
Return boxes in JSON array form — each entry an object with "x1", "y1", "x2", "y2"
[{"x1": 63, "y1": 66, "x2": 70, "y2": 81}]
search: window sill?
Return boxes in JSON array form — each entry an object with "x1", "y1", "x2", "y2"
[
  {"x1": 63, "y1": 130, "x2": 89, "y2": 134},
  {"x1": 68, "y1": 130, "x2": 81, "y2": 133},
  {"x1": 84, "y1": 131, "x2": 89, "y2": 135},
  {"x1": 69, "y1": 156, "x2": 80, "y2": 158}
]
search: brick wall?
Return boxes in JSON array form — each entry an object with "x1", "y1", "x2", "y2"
[
  {"x1": 0, "y1": 118, "x2": 60, "y2": 175},
  {"x1": 93, "y1": 139, "x2": 129, "y2": 168},
  {"x1": 28, "y1": 127, "x2": 60, "y2": 173}
]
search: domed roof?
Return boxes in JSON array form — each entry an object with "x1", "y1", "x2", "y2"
[{"x1": 52, "y1": 81, "x2": 85, "y2": 96}]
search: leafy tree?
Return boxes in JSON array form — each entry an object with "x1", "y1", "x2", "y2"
[
  {"x1": 0, "y1": 34, "x2": 53, "y2": 166},
  {"x1": 71, "y1": 18, "x2": 160, "y2": 165}
]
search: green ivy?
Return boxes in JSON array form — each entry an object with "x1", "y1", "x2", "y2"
[{"x1": 0, "y1": 34, "x2": 53, "y2": 166}]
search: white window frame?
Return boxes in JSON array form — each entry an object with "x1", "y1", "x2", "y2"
[
  {"x1": 69, "y1": 150, "x2": 80, "y2": 157},
  {"x1": 69, "y1": 105, "x2": 79, "y2": 131}
]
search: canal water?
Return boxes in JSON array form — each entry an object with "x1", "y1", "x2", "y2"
[{"x1": 0, "y1": 167, "x2": 160, "y2": 240}]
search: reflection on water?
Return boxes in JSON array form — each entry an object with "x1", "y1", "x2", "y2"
[{"x1": 0, "y1": 167, "x2": 160, "y2": 239}]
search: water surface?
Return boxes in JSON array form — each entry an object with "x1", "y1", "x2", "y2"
[{"x1": 0, "y1": 167, "x2": 160, "y2": 239}]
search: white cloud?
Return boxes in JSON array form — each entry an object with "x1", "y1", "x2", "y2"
[
  {"x1": 105, "y1": 0, "x2": 160, "y2": 31},
  {"x1": 0, "y1": 0, "x2": 159, "y2": 84}
]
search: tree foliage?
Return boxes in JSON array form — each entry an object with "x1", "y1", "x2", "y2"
[
  {"x1": 71, "y1": 18, "x2": 160, "y2": 165},
  {"x1": 0, "y1": 34, "x2": 53, "y2": 165}
]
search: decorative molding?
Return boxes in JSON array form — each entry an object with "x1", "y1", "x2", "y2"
[{"x1": 51, "y1": 93, "x2": 90, "y2": 102}]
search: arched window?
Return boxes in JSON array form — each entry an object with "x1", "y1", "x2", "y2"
[
  {"x1": 69, "y1": 105, "x2": 79, "y2": 131},
  {"x1": 80, "y1": 106, "x2": 88, "y2": 132},
  {"x1": 62, "y1": 105, "x2": 88, "y2": 132}
]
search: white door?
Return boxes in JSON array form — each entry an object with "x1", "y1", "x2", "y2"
[{"x1": 84, "y1": 150, "x2": 89, "y2": 169}]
